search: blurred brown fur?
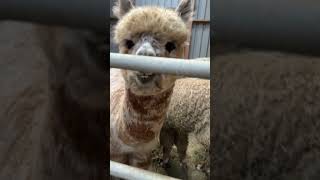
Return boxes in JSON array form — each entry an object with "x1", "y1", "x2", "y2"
[
  {"x1": 213, "y1": 48, "x2": 320, "y2": 180},
  {"x1": 0, "y1": 21, "x2": 107, "y2": 180}
]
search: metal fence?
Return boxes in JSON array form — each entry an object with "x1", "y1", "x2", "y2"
[
  {"x1": 110, "y1": 53, "x2": 210, "y2": 79},
  {"x1": 110, "y1": 161, "x2": 181, "y2": 180}
]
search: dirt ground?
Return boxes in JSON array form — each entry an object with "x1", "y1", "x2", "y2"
[{"x1": 151, "y1": 135, "x2": 209, "y2": 180}]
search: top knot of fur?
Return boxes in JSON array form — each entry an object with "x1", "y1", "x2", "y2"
[
  {"x1": 112, "y1": 0, "x2": 193, "y2": 49},
  {"x1": 114, "y1": 6, "x2": 189, "y2": 46}
]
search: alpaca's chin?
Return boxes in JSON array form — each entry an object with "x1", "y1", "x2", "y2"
[{"x1": 128, "y1": 84, "x2": 164, "y2": 96}]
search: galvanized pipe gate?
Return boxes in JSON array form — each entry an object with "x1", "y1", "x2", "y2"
[
  {"x1": 110, "y1": 53, "x2": 211, "y2": 79},
  {"x1": 110, "y1": 161, "x2": 181, "y2": 180}
]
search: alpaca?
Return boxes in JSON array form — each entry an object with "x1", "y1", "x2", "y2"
[
  {"x1": 159, "y1": 77, "x2": 210, "y2": 180},
  {"x1": 213, "y1": 49, "x2": 320, "y2": 180},
  {"x1": 31, "y1": 26, "x2": 107, "y2": 180},
  {"x1": 0, "y1": 21, "x2": 49, "y2": 180},
  {"x1": 110, "y1": 0, "x2": 193, "y2": 170},
  {"x1": 0, "y1": 21, "x2": 107, "y2": 179}
]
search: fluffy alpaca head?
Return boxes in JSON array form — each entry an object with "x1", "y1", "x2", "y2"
[{"x1": 113, "y1": 0, "x2": 193, "y2": 96}]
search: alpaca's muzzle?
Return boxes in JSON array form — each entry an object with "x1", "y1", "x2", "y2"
[{"x1": 136, "y1": 72, "x2": 156, "y2": 84}]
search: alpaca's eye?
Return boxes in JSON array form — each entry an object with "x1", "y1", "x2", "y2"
[
  {"x1": 125, "y1": 40, "x2": 135, "y2": 49},
  {"x1": 165, "y1": 42, "x2": 176, "y2": 53}
]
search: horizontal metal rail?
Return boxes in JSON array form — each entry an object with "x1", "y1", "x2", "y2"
[
  {"x1": 110, "y1": 161, "x2": 181, "y2": 180},
  {"x1": 110, "y1": 53, "x2": 210, "y2": 79}
]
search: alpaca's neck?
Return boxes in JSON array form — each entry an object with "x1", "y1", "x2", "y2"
[{"x1": 118, "y1": 87, "x2": 174, "y2": 146}]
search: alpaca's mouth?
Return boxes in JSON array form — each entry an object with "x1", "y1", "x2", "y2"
[{"x1": 136, "y1": 72, "x2": 156, "y2": 84}]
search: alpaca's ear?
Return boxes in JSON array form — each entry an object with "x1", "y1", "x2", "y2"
[
  {"x1": 176, "y1": 0, "x2": 193, "y2": 23},
  {"x1": 113, "y1": 0, "x2": 134, "y2": 19}
]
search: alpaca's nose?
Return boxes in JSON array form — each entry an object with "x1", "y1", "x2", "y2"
[{"x1": 136, "y1": 42, "x2": 156, "y2": 56}]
